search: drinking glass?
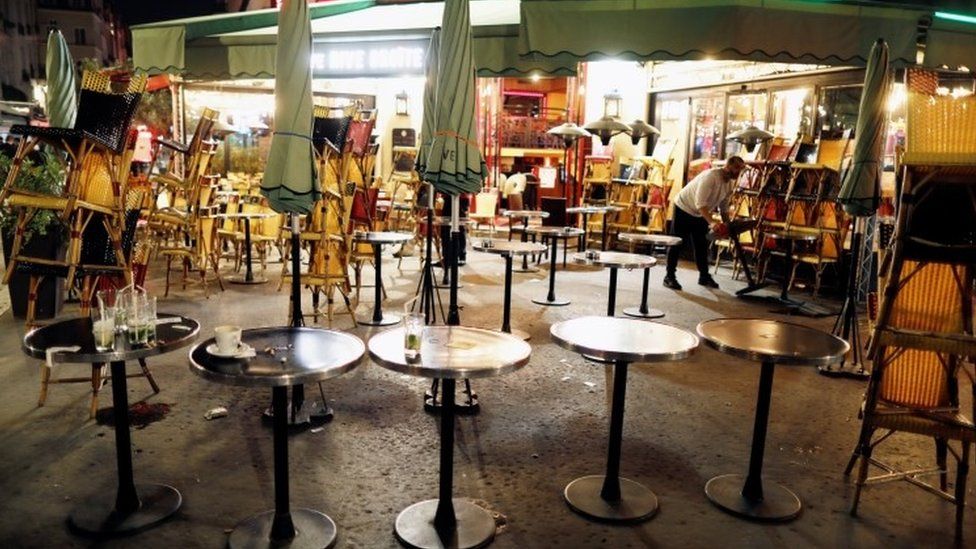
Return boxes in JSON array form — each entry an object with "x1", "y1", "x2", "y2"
[
  {"x1": 403, "y1": 312, "x2": 424, "y2": 360},
  {"x1": 126, "y1": 294, "x2": 150, "y2": 347},
  {"x1": 92, "y1": 303, "x2": 116, "y2": 352}
]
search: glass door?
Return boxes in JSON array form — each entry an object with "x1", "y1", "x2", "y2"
[
  {"x1": 724, "y1": 91, "x2": 768, "y2": 158},
  {"x1": 689, "y1": 94, "x2": 724, "y2": 164}
]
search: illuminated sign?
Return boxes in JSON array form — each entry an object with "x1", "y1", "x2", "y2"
[{"x1": 311, "y1": 39, "x2": 427, "y2": 77}]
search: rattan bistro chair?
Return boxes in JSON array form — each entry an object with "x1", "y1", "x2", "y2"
[{"x1": 2, "y1": 72, "x2": 146, "y2": 293}]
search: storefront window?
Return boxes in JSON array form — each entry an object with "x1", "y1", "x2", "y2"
[
  {"x1": 724, "y1": 92, "x2": 768, "y2": 157},
  {"x1": 690, "y1": 94, "x2": 724, "y2": 162},
  {"x1": 769, "y1": 87, "x2": 812, "y2": 144},
  {"x1": 817, "y1": 85, "x2": 862, "y2": 139}
]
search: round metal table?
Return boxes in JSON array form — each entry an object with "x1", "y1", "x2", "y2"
[
  {"x1": 572, "y1": 251, "x2": 658, "y2": 317},
  {"x1": 616, "y1": 233, "x2": 683, "y2": 319},
  {"x1": 501, "y1": 210, "x2": 549, "y2": 273},
  {"x1": 765, "y1": 230, "x2": 819, "y2": 312},
  {"x1": 551, "y1": 316, "x2": 698, "y2": 523},
  {"x1": 472, "y1": 239, "x2": 547, "y2": 339},
  {"x1": 352, "y1": 231, "x2": 413, "y2": 326},
  {"x1": 189, "y1": 327, "x2": 365, "y2": 549},
  {"x1": 369, "y1": 326, "x2": 531, "y2": 549},
  {"x1": 566, "y1": 205, "x2": 624, "y2": 251},
  {"x1": 215, "y1": 211, "x2": 276, "y2": 284},
  {"x1": 528, "y1": 226, "x2": 585, "y2": 307},
  {"x1": 23, "y1": 314, "x2": 200, "y2": 537},
  {"x1": 696, "y1": 318, "x2": 849, "y2": 522}
]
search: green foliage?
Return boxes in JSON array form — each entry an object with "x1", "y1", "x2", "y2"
[
  {"x1": 0, "y1": 151, "x2": 66, "y2": 243},
  {"x1": 229, "y1": 147, "x2": 267, "y2": 174},
  {"x1": 134, "y1": 88, "x2": 173, "y2": 134}
]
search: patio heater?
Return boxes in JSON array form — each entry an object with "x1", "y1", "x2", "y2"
[
  {"x1": 547, "y1": 122, "x2": 590, "y2": 205},
  {"x1": 727, "y1": 125, "x2": 774, "y2": 153},
  {"x1": 583, "y1": 115, "x2": 631, "y2": 146},
  {"x1": 626, "y1": 119, "x2": 660, "y2": 146}
]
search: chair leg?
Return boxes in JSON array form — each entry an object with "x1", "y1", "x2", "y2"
[
  {"x1": 788, "y1": 259, "x2": 801, "y2": 293},
  {"x1": 24, "y1": 275, "x2": 42, "y2": 330},
  {"x1": 38, "y1": 363, "x2": 51, "y2": 407},
  {"x1": 164, "y1": 256, "x2": 173, "y2": 297},
  {"x1": 140, "y1": 358, "x2": 160, "y2": 394},
  {"x1": 955, "y1": 443, "x2": 970, "y2": 538},
  {"x1": 813, "y1": 264, "x2": 825, "y2": 297},
  {"x1": 89, "y1": 364, "x2": 104, "y2": 419},
  {"x1": 848, "y1": 428, "x2": 875, "y2": 517},
  {"x1": 936, "y1": 438, "x2": 949, "y2": 491}
]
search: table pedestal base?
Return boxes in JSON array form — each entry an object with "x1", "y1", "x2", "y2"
[
  {"x1": 511, "y1": 265, "x2": 539, "y2": 274},
  {"x1": 229, "y1": 508, "x2": 337, "y2": 549},
  {"x1": 69, "y1": 483, "x2": 181, "y2": 537},
  {"x1": 532, "y1": 296, "x2": 570, "y2": 307},
  {"x1": 358, "y1": 312, "x2": 402, "y2": 327},
  {"x1": 263, "y1": 397, "x2": 333, "y2": 427},
  {"x1": 424, "y1": 388, "x2": 479, "y2": 415},
  {"x1": 394, "y1": 498, "x2": 495, "y2": 549},
  {"x1": 622, "y1": 307, "x2": 664, "y2": 319},
  {"x1": 704, "y1": 474, "x2": 801, "y2": 522},
  {"x1": 583, "y1": 354, "x2": 614, "y2": 364},
  {"x1": 506, "y1": 328, "x2": 531, "y2": 341},
  {"x1": 564, "y1": 475, "x2": 658, "y2": 523}
]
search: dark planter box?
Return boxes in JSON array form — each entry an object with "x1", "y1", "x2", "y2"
[{"x1": 2, "y1": 229, "x2": 66, "y2": 320}]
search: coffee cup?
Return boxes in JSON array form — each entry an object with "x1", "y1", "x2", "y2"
[{"x1": 215, "y1": 325, "x2": 242, "y2": 354}]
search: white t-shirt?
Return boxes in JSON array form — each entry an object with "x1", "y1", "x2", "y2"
[{"x1": 673, "y1": 167, "x2": 732, "y2": 217}]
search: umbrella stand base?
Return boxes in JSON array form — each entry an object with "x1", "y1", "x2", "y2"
[{"x1": 817, "y1": 361, "x2": 871, "y2": 379}]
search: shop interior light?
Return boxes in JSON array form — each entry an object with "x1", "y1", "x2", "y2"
[
  {"x1": 395, "y1": 90, "x2": 409, "y2": 116},
  {"x1": 547, "y1": 122, "x2": 591, "y2": 148},
  {"x1": 583, "y1": 115, "x2": 631, "y2": 146},
  {"x1": 627, "y1": 119, "x2": 660, "y2": 145},
  {"x1": 603, "y1": 90, "x2": 623, "y2": 118},
  {"x1": 727, "y1": 125, "x2": 774, "y2": 153}
]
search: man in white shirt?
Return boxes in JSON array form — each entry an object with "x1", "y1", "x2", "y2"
[{"x1": 664, "y1": 156, "x2": 746, "y2": 290}]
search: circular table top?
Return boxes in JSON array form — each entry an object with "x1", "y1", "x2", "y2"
[
  {"x1": 551, "y1": 316, "x2": 698, "y2": 363},
  {"x1": 566, "y1": 205, "x2": 625, "y2": 214},
  {"x1": 368, "y1": 326, "x2": 531, "y2": 380},
  {"x1": 766, "y1": 230, "x2": 818, "y2": 242},
  {"x1": 473, "y1": 240, "x2": 547, "y2": 256},
  {"x1": 527, "y1": 226, "x2": 585, "y2": 237},
  {"x1": 571, "y1": 251, "x2": 658, "y2": 270},
  {"x1": 23, "y1": 314, "x2": 200, "y2": 364},
  {"x1": 617, "y1": 232, "x2": 683, "y2": 247},
  {"x1": 352, "y1": 231, "x2": 413, "y2": 245},
  {"x1": 188, "y1": 326, "x2": 365, "y2": 387},
  {"x1": 502, "y1": 210, "x2": 549, "y2": 219},
  {"x1": 213, "y1": 212, "x2": 276, "y2": 220},
  {"x1": 433, "y1": 216, "x2": 474, "y2": 226},
  {"x1": 696, "y1": 318, "x2": 850, "y2": 366}
]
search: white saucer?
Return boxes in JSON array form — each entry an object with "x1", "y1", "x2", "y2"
[{"x1": 206, "y1": 343, "x2": 252, "y2": 358}]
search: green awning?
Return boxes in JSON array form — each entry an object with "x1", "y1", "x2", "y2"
[
  {"x1": 132, "y1": 0, "x2": 575, "y2": 80},
  {"x1": 518, "y1": 0, "x2": 972, "y2": 68}
]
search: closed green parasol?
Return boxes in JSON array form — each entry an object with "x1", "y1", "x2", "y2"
[
  {"x1": 838, "y1": 38, "x2": 890, "y2": 216},
  {"x1": 45, "y1": 29, "x2": 76, "y2": 129},
  {"x1": 416, "y1": 27, "x2": 440, "y2": 176},
  {"x1": 260, "y1": 0, "x2": 320, "y2": 215},
  {"x1": 423, "y1": 0, "x2": 486, "y2": 196}
]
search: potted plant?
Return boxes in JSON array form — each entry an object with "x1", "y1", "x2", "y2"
[{"x1": 0, "y1": 149, "x2": 68, "y2": 319}]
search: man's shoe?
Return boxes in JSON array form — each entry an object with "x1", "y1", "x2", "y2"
[
  {"x1": 663, "y1": 276, "x2": 682, "y2": 290},
  {"x1": 698, "y1": 276, "x2": 720, "y2": 289}
]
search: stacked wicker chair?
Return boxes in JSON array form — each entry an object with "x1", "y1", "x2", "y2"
[
  {"x1": 845, "y1": 73, "x2": 976, "y2": 538},
  {"x1": 1, "y1": 71, "x2": 147, "y2": 327}
]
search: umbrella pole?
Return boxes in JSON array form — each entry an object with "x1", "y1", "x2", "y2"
[
  {"x1": 447, "y1": 196, "x2": 461, "y2": 326},
  {"x1": 290, "y1": 213, "x2": 304, "y2": 328},
  {"x1": 821, "y1": 216, "x2": 870, "y2": 379}
]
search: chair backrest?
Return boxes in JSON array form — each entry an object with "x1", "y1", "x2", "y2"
[
  {"x1": 541, "y1": 197, "x2": 567, "y2": 226},
  {"x1": 507, "y1": 192, "x2": 524, "y2": 211},
  {"x1": 765, "y1": 142, "x2": 794, "y2": 162},
  {"x1": 313, "y1": 107, "x2": 352, "y2": 154},
  {"x1": 346, "y1": 118, "x2": 376, "y2": 157},
  {"x1": 349, "y1": 187, "x2": 378, "y2": 229},
  {"x1": 877, "y1": 261, "x2": 966, "y2": 409},
  {"x1": 904, "y1": 90, "x2": 976, "y2": 165},
  {"x1": 650, "y1": 138, "x2": 677, "y2": 166},
  {"x1": 815, "y1": 130, "x2": 852, "y2": 171},
  {"x1": 74, "y1": 71, "x2": 147, "y2": 154}
]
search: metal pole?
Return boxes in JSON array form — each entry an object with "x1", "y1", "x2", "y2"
[
  {"x1": 290, "y1": 213, "x2": 303, "y2": 328},
  {"x1": 269, "y1": 385, "x2": 296, "y2": 541},
  {"x1": 433, "y1": 378, "x2": 458, "y2": 533},
  {"x1": 447, "y1": 195, "x2": 461, "y2": 326},
  {"x1": 742, "y1": 361, "x2": 775, "y2": 502}
]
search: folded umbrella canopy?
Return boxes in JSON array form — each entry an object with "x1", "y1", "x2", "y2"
[
  {"x1": 46, "y1": 29, "x2": 77, "y2": 129},
  {"x1": 261, "y1": 0, "x2": 320, "y2": 214},
  {"x1": 416, "y1": 27, "x2": 441, "y2": 176},
  {"x1": 423, "y1": 0, "x2": 486, "y2": 196},
  {"x1": 838, "y1": 38, "x2": 890, "y2": 216}
]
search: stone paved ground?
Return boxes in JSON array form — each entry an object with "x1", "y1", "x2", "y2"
[{"x1": 0, "y1": 244, "x2": 970, "y2": 548}]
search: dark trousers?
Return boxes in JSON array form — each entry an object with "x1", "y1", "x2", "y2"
[{"x1": 666, "y1": 207, "x2": 710, "y2": 278}]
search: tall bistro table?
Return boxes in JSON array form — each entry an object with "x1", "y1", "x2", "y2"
[
  {"x1": 697, "y1": 318, "x2": 848, "y2": 521},
  {"x1": 616, "y1": 233, "x2": 683, "y2": 319},
  {"x1": 23, "y1": 314, "x2": 200, "y2": 537},
  {"x1": 472, "y1": 239, "x2": 547, "y2": 339},
  {"x1": 572, "y1": 251, "x2": 657, "y2": 318},
  {"x1": 566, "y1": 204, "x2": 624, "y2": 251},
  {"x1": 189, "y1": 326, "x2": 364, "y2": 549},
  {"x1": 216, "y1": 210, "x2": 276, "y2": 284},
  {"x1": 501, "y1": 209, "x2": 549, "y2": 273},
  {"x1": 352, "y1": 231, "x2": 414, "y2": 326},
  {"x1": 551, "y1": 316, "x2": 698, "y2": 522},
  {"x1": 369, "y1": 326, "x2": 531, "y2": 549},
  {"x1": 529, "y1": 226, "x2": 585, "y2": 307}
]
